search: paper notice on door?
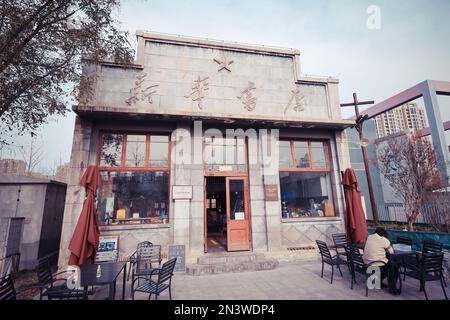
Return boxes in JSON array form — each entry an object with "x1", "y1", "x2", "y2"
[{"x1": 235, "y1": 212, "x2": 245, "y2": 220}]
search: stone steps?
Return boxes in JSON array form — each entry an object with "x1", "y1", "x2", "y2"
[{"x1": 186, "y1": 252, "x2": 279, "y2": 276}]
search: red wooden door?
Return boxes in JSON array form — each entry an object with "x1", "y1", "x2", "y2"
[{"x1": 226, "y1": 177, "x2": 251, "y2": 251}]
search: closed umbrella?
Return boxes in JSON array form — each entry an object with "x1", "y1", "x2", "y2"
[
  {"x1": 68, "y1": 165, "x2": 101, "y2": 266},
  {"x1": 342, "y1": 168, "x2": 367, "y2": 244}
]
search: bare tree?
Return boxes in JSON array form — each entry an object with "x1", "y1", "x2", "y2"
[
  {"x1": 376, "y1": 132, "x2": 442, "y2": 231},
  {"x1": 18, "y1": 135, "x2": 45, "y2": 175}
]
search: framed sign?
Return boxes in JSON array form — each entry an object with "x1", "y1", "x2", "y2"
[
  {"x1": 168, "y1": 244, "x2": 186, "y2": 272},
  {"x1": 172, "y1": 185, "x2": 193, "y2": 200},
  {"x1": 96, "y1": 235, "x2": 119, "y2": 263},
  {"x1": 264, "y1": 184, "x2": 279, "y2": 201}
]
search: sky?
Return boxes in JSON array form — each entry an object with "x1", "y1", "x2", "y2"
[{"x1": 3, "y1": 0, "x2": 450, "y2": 173}]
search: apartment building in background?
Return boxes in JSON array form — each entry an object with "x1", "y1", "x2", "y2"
[{"x1": 373, "y1": 102, "x2": 428, "y2": 138}]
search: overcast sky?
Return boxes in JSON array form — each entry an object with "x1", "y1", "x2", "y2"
[{"x1": 3, "y1": 0, "x2": 450, "y2": 173}]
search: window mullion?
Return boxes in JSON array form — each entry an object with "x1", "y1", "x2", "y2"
[
  {"x1": 145, "y1": 134, "x2": 150, "y2": 167},
  {"x1": 121, "y1": 134, "x2": 127, "y2": 168},
  {"x1": 308, "y1": 141, "x2": 313, "y2": 168},
  {"x1": 290, "y1": 141, "x2": 295, "y2": 168}
]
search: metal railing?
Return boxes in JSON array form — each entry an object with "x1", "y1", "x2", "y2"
[{"x1": 376, "y1": 202, "x2": 449, "y2": 231}]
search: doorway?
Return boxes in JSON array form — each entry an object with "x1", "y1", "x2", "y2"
[
  {"x1": 205, "y1": 176, "x2": 251, "y2": 253},
  {"x1": 205, "y1": 177, "x2": 227, "y2": 252}
]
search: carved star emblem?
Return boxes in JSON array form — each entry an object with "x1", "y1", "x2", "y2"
[{"x1": 213, "y1": 58, "x2": 234, "y2": 72}]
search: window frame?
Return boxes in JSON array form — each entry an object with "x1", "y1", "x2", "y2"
[
  {"x1": 96, "y1": 131, "x2": 171, "y2": 226},
  {"x1": 278, "y1": 139, "x2": 337, "y2": 218},
  {"x1": 97, "y1": 132, "x2": 170, "y2": 172}
]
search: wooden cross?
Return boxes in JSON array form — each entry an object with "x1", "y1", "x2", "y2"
[{"x1": 341, "y1": 93, "x2": 379, "y2": 225}]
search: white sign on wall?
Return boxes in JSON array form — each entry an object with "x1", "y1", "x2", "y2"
[{"x1": 172, "y1": 185, "x2": 193, "y2": 200}]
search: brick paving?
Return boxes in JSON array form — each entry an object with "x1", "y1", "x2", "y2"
[{"x1": 91, "y1": 259, "x2": 448, "y2": 300}]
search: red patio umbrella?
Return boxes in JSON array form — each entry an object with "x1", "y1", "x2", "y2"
[
  {"x1": 68, "y1": 165, "x2": 101, "y2": 266},
  {"x1": 342, "y1": 168, "x2": 367, "y2": 244}
]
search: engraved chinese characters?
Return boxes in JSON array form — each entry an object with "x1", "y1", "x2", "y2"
[
  {"x1": 125, "y1": 73, "x2": 158, "y2": 106},
  {"x1": 237, "y1": 81, "x2": 257, "y2": 111},
  {"x1": 284, "y1": 85, "x2": 305, "y2": 114},
  {"x1": 124, "y1": 59, "x2": 308, "y2": 114},
  {"x1": 185, "y1": 76, "x2": 209, "y2": 110}
]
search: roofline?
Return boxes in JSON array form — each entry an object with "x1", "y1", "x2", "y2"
[
  {"x1": 136, "y1": 30, "x2": 301, "y2": 57},
  {"x1": 72, "y1": 105, "x2": 354, "y2": 130}
]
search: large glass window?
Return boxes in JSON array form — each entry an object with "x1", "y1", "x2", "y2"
[
  {"x1": 280, "y1": 172, "x2": 334, "y2": 218},
  {"x1": 97, "y1": 132, "x2": 170, "y2": 225},
  {"x1": 97, "y1": 171, "x2": 169, "y2": 225},
  {"x1": 279, "y1": 140, "x2": 335, "y2": 218}
]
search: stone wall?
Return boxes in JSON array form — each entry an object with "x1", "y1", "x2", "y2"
[
  {"x1": 99, "y1": 225, "x2": 170, "y2": 259},
  {"x1": 281, "y1": 219, "x2": 343, "y2": 248},
  {"x1": 58, "y1": 116, "x2": 93, "y2": 267},
  {"x1": 79, "y1": 32, "x2": 347, "y2": 129}
]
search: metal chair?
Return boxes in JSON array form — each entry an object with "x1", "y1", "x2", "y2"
[
  {"x1": 396, "y1": 236, "x2": 413, "y2": 246},
  {"x1": 403, "y1": 252, "x2": 447, "y2": 300},
  {"x1": 345, "y1": 245, "x2": 387, "y2": 297},
  {"x1": 404, "y1": 239, "x2": 444, "y2": 282},
  {"x1": 127, "y1": 241, "x2": 153, "y2": 281},
  {"x1": 131, "y1": 244, "x2": 162, "y2": 285},
  {"x1": 316, "y1": 240, "x2": 346, "y2": 284},
  {"x1": 0, "y1": 274, "x2": 86, "y2": 300},
  {"x1": 131, "y1": 258, "x2": 177, "y2": 300},
  {"x1": 422, "y1": 239, "x2": 443, "y2": 253},
  {"x1": 395, "y1": 236, "x2": 413, "y2": 279},
  {"x1": 36, "y1": 257, "x2": 72, "y2": 299},
  {"x1": 332, "y1": 233, "x2": 348, "y2": 260},
  {"x1": 0, "y1": 275, "x2": 17, "y2": 300}
]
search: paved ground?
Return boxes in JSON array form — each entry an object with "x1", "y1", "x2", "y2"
[{"x1": 92, "y1": 259, "x2": 448, "y2": 300}]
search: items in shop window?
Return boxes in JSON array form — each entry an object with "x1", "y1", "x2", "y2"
[{"x1": 116, "y1": 209, "x2": 126, "y2": 219}]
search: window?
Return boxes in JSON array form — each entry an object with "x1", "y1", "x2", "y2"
[
  {"x1": 100, "y1": 134, "x2": 123, "y2": 167},
  {"x1": 97, "y1": 133, "x2": 170, "y2": 225},
  {"x1": 125, "y1": 135, "x2": 146, "y2": 167},
  {"x1": 279, "y1": 140, "x2": 335, "y2": 218},
  {"x1": 204, "y1": 136, "x2": 246, "y2": 172}
]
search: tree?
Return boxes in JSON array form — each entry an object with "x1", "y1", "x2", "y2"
[
  {"x1": 18, "y1": 135, "x2": 44, "y2": 174},
  {"x1": 376, "y1": 132, "x2": 442, "y2": 231},
  {"x1": 0, "y1": 0, "x2": 133, "y2": 143}
]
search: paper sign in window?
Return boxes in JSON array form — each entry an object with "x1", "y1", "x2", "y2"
[{"x1": 235, "y1": 212, "x2": 245, "y2": 220}]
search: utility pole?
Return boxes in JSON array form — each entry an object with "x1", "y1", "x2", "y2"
[{"x1": 341, "y1": 93, "x2": 379, "y2": 225}]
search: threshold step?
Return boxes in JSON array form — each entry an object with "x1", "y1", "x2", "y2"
[{"x1": 186, "y1": 258, "x2": 279, "y2": 276}]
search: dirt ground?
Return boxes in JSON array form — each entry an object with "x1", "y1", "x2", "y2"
[{"x1": 13, "y1": 271, "x2": 40, "y2": 299}]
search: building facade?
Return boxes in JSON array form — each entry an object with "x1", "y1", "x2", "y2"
[
  {"x1": 58, "y1": 32, "x2": 353, "y2": 266},
  {"x1": 0, "y1": 174, "x2": 66, "y2": 270},
  {"x1": 373, "y1": 102, "x2": 428, "y2": 138},
  {"x1": 0, "y1": 159, "x2": 27, "y2": 176}
]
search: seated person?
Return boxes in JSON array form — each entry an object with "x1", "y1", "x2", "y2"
[{"x1": 363, "y1": 227, "x2": 394, "y2": 287}]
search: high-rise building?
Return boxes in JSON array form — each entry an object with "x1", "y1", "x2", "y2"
[{"x1": 373, "y1": 102, "x2": 428, "y2": 138}]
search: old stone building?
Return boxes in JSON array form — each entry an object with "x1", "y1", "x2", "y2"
[{"x1": 58, "y1": 32, "x2": 353, "y2": 266}]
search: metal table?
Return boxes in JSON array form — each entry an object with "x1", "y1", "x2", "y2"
[
  {"x1": 80, "y1": 262, "x2": 127, "y2": 300},
  {"x1": 387, "y1": 250, "x2": 417, "y2": 295}
]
